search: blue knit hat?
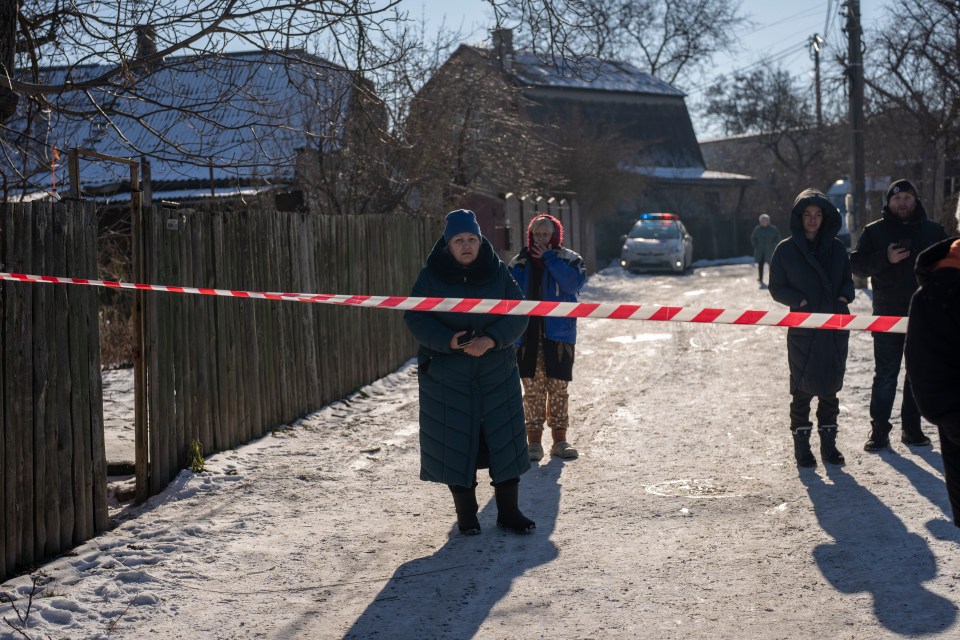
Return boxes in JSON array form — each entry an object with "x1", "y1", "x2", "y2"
[{"x1": 443, "y1": 209, "x2": 482, "y2": 242}]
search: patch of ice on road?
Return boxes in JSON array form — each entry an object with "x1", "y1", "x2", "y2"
[
  {"x1": 766, "y1": 503, "x2": 789, "y2": 515},
  {"x1": 645, "y1": 478, "x2": 740, "y2": 499},
  {"x1": 607, "y1": 333, "x2": 672, "y2": 344},
  {"x1": 383, "y1": 423, "x2": 418, "y2": 446},
  {"x1": 684, "y1": 289, "x2": 707, "y2": 296},
  {"x1": 351, "y1": 457, "x2": 374, "y2": 471}
]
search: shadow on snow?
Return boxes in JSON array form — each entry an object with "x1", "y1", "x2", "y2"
[
  {"x1": 270, "y1": 460, "x2": 564, "y2": 638},
  {"x1": 338, "y1": 461, "x2": 562, "y2": 639},
  {"x1": 800, "y1": 463, "x2": 957, "y2": 635}
]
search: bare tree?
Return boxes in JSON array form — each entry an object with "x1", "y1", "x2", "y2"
[
  {"x1": 0, "y1": 0, "x2": 17, "y2": 122},
  {"x1": 401, "y1": 46, "x2": 564, "y2": 216},
  {"x1": 485, "y1": 0, "x2": 603, "y2": 69},
  {"x1": 864, "y1": 0, "x2": 960, "y2": 226},
  {"x1": 705, "y1": 67, "x2": 826, "y2": 183},
  {"x1": 548, "y1": 108, "x2": 650, "y2": 222},
  {"x1": 5, "y1": 0, "x2": 412, "y2": 107},
  {"x1": 488, "y1": 0, "x2": 744, "y2": 87},
  {"x1": 1, "y1": 0, "x2": 746, "y2": 212},
  {"x1": 0, "y1": 0, "x2": 417, "y2": 198},
  {"x1": 702, "y1": 66, "x2": 849, "y2": 225}
]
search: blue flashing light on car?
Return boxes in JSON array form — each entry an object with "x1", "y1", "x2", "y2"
[{"x1": 639, "y1": 212, "x2": 678, "y2": 220}]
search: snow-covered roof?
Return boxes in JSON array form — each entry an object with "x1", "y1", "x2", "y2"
[
  {"x1": 471, "y1": 47, "x2": 685, "y2": 97},
  {"x1": 6, "y1": 51, "x2": 355, "y2": 194},
  {"x1": 631, "y1": 166, "x2": 754, "y2": 183}
]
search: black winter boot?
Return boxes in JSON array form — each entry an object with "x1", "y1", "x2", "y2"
[
  {"x1": 450, "y1": 484, "x2": 480, "y2": 535},
  {"x1": 901, "y1": 428, "x2": 932, "y2": 447},
  {"x1": 792, "y1": 428, "x2": 817, "y2": 468},
  {"x1": 864, "y1": 421, "x2": 891, "y2": 452},
  {"x1": 818, "y1": 425, "x2": 845, "y2": 465},
  {"x1": 493, "y1": 479, "x2": 535, "y2": 534}
]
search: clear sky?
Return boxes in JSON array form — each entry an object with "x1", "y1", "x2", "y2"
[{"x1": 408, "y1": 0, "x2": 882, "y2": 138}]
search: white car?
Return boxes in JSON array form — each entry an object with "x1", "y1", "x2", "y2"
[{"x1": 619, "y1": 213, "x2": 694, "y2": 273}]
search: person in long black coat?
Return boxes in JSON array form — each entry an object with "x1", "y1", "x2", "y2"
[
  {"x1": 404, "y1": 209, "x2": 535, "y2": 536},
  {"x1": 905, "y1": 237, "x2": 960, "y2": 526},
  {"x1": 769, "y1": 189, "x2": 855, "y2": 467}
]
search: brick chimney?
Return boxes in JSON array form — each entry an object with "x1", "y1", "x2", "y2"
[
  {"x1": 491, "y1": 27, "x2": 513, "y2": 72},
  {"x1": 135, "y1": 25, "x2": 158, "y2": 63}
]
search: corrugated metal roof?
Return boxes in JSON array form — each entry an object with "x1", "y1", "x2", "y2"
[
  {"x1": 471, "y1": 47, "x2": 684, "y2": 97},
  {"x1": 9, "y1": 51, "x2": 353, "y2": 192},
  {"x1": 631, "y1": 166, "x2": 754, "y2": 183}
]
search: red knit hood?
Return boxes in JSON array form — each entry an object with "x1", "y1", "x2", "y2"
[{"x1": 526, "y1": 214, "x2": 564, "y2": 253}]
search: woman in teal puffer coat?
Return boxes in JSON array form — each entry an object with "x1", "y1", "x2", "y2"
[{"x1": 404, "y1": 209, "x2": 534, "y2": 535}]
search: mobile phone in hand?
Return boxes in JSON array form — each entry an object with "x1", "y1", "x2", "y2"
[
  {"x1": 896, "y1": 238, "x2": 912, "y2": 251},
  {"x1": 456, "y1": 329, "x2": 477, "y2": 347}
]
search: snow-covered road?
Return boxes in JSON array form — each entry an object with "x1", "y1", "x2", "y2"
[{"x1": 2, "y1": 262, "x2": 958, "y2": 639}]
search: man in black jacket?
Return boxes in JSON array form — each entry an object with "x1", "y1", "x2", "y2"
[
  {"x1": 851, "y1": 179, "x2": 947, "y2": 451},
  {"x1": 905, "y1": 237, "x2": 960, "y2": 526}
]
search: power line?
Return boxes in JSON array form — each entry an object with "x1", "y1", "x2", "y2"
[
  {"x1": 748, "y1": 6, "x2": 824, "y2": 34},
  {"x1": 684, "y1": 40, "x2": 810, "y2": 97},
  {"x1": 824, "y1": 0, "x2": 837, "y2": 40},
  {"x1": 684, "y1": 5, "x2": 847, "y2": 98}
]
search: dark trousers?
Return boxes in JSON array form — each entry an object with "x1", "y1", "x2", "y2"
[
  {"x1": 451, "y1": 476, "x2": 518, "y2": 492},
  {"x1": 939, "y1": 426, "x2": 960, "y2": 528},
  {"x1": 757, "y1": 260, "x2": 766, "y2": 282},
  {"x1": 790, "y1": 391, "x2": 840, "y2": 430},
  {"x1": 870, "y1": 332, "x2": 921, "y2": 432}
]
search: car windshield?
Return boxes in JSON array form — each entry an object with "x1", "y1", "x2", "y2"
[{"x1": 628, "y1": 221, "x2": 678, "y2": 240}]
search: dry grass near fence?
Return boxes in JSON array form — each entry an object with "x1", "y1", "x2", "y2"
[{"x1": 99, "y1": 302, "x2": 133, "y2": 369}]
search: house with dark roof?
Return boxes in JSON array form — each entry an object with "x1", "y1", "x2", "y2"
[
  {"x1": 2, "y1": 47, "x2": 373, "y2": 211},
  {"x1": 416, "y1": 29, "x2": 754, "y2": 266}
]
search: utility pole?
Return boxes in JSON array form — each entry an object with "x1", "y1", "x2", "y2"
[
  {"x1": 845, "y1": 0, "x2": 865, "y2": 238},
  {"x1": 811, "y1": 34, "x2": 825, "y2": 131}
]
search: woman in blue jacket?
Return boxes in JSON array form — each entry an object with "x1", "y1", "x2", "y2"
[
  {"x1": 509, "y1": 214, "x2": 587, "y2": 461},
  {"x1": 404, "y1": 210, "x2": 534, "y2": 535}
]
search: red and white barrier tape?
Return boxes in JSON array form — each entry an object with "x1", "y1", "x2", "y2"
[{"x1": 0, "y1": 271, "x2": 907, "y2": 333}]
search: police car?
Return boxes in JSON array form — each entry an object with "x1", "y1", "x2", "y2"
[{"x1": 619, "y1": 213, "x2": 694, "y2": 274}]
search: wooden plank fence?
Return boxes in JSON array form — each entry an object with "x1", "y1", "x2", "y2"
[
  {"x1": 0, "y1": 201, "x2": 108, "y2": 583},
  {"x1": 0, "y1": 201, "x2": 436, "y2": 581},
  {"x1": 141, "y1": 207, "x2": 437, "y2": 495}
]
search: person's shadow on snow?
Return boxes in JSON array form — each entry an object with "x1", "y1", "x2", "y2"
[
  {"x1": 880, "y1": 445, "x2": 960, "y2": 542},
  {"x1": 339, "y1": 461, "x2": 563, "y2": 639},
  {"x1": 800, "y1": 467, "x2": 956, "y2": 635}
]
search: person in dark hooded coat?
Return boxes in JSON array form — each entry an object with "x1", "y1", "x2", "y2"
[
  {"x1": 851, "y1": 179, "x2": 947, "y2": 451},
  {"x1": 905, "y1": 237, "x2": 960, "y2": 527},
  {"x1": 404, "y1": 209, "x2": 535, "y2": 536},
  {"x1": 769, "y1": 189, "x2": 855, "y2": 467}
]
